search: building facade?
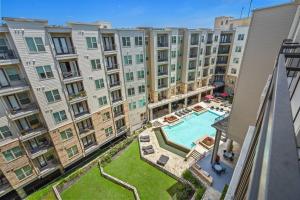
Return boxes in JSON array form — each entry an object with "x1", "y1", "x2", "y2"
[{"x1": 0, "y1": 16, "x2": 248, "y2": 198}]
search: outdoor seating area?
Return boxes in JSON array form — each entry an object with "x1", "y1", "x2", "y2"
[
  {"x1": 157, "y1": 155, "x2": 169, "y2": 166},
  {"x1": 163, "y1": 115, "x2": 179, "y2": 123},
  {"x1": 174, "y1": 108, "x2": 192, "y2": 117},
  {"x1": 223, "y1": 150, "x2": 235, "y2": 161},
  {"x1": 142, "y1": 145, "x2": 155, "y2": 155}
]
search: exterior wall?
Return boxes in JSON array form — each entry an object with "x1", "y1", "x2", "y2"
[{"x1": 227, "y1": 3, "x2": 297, "y2": 144}]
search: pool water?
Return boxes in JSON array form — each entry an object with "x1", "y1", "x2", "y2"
[{"x1": 162, "y1": 111, "x2": 220, "y2": 149}]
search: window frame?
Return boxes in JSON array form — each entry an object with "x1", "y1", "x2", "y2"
[
  {"x1": 86, "y1": 37, "x2": 98, "y2": 49},
  {"x1": 45, "y1": 89, "x2": 61, "y2": 103},
  {"x1": 53, "y1": 110, "x2": 67, "y2": 124},
  {"x1": 35, "y1": 65, "x2": 54, "y2": 80},
  {"x1": 25, "y1": 37, "x2": 46, "y2": 53}
]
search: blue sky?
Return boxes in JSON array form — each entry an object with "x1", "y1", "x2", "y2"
[{"x1": 1, "y1": 0, "x2": 291, "y2": 28}]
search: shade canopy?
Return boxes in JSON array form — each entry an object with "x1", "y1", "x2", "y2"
[
  {"x1": 220, "y1": 92, "x2": 229, "y2": 97},
  {"x1": 205, "y1": 94, "x2": 214, "y2": 99}
]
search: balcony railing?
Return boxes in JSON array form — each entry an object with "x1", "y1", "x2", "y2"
[
  {"x1": 116, "y1": 126, "x2": 127, "y2": 134},
  {"x1": 55, "y1": 46, "x2": 76, "y2": 55},
  {"x1": 74, "y1": 110, "x2": 89, "y2": 118},
  {"x1": 8, "y1": 103, "x2": 37, "y2": 115},
  {"x1": 106, "y1": 64, "x2": 119, "y2": 71},
  {"x1": 228, "y1": 40, "x2": 300, "y2": 199},
  {"x1": 0, "y1": 49, "x2": 18, "y2": 60},
  {"x1": 157, "y1": 71, "x2": 168, "y2": 76},
  {"x1": 109, "y1": 81, "x2": 121, "y2": 88},
  {"x1": 78, "y1": 126, "x2": 94, "y2": 134},
  {"x1": 68, "y1": 91, "x2": 86, "y2": 101},
  {"x1": 190, "y1": 40, "x2": 199, "y2": 45},
  {"x1": 158, "y1": 84, "x2": 168, "y2": 89},
  {"x1": 112, "y1": 97, "x2": 122, "y2": 103},
  {"x1": 114, "y1": 111, "x2": 124, "y2": 117},
  {"x1": 188, "y1": 65, "x2": 196, "y2": 70},
  {"x1": 104, "y1": 44, "x2": 116, "y2": 51},
  {"x1": 62, "y1": 70, "x2": 81, "y2": 79},
  {"x1": 157, "y1": 42, "x2": 168, "y2": 47},
  {"x1": 157, "y1": 57, "x2": 168, "y2": 62}
]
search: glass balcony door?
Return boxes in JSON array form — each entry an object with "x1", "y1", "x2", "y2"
[
  {"x1": 60, "y1": 61, "x2": 79, "y2": 78},
  {"x1": 0, "y1": 69, "x2": 10, "y2": 87},
  {"x1": 53, "y1": 37, "x2": 73, "y2": 55}
]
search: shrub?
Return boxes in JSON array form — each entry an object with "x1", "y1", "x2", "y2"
[
  {"x1": 220, "y1": 184, "x2": 229, "y2": 200},
  {"x1": 182, "y1": 170, "x2": 202, "y2": 188},
  {"x1": 171, "y1": 183, "x2": 194, "y2": 200},
  {"x1": 195, "y1": 188, "x2": 206, "y2": 200}
]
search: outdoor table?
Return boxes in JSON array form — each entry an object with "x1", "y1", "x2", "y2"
[
  {"x1": 224, "y1": 152, "x2": 233, "y2": 159},
  {"x1": 214, "y1": 164, "x2": 222, "y2": 172}
]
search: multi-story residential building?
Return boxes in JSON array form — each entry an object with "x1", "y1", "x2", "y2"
[
  {"x1": 223, "y1": 1, "x2": 300, "y2": 199},
  {"x1": 0, "y1": 15, "x2": 249, "y2": 198}
]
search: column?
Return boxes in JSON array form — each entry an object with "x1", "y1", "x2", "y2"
[
  {"x1": 184, "y1": 98, "x2": 187, "y2": 107},
  {"x1": 211, "y1": 129, "x2": 222, "y2": 164},
  {"x1": 226, "y1": 139, "x2": 233, "y2": 152},
  {"x1": 149, "y1": 109, "x2": 153, "y2": 120},
  {"x1": 198, "y1": 93, "x2": 201, "y2": 102},
  {"x1": 16, "y1": 188, "x2": 27, "y2": 199},
  {"x1": 168, "y1": 103, "x2": 172, "y2": 114}
]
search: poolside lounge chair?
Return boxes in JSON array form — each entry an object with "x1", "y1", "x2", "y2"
[
  {"x1": 187, "y1": 108, "x2": 192, "y2": 112},
  {"x1": 179, "y1": 111, "x2": 185, "y2": 115},
  {"x1": 140, "y1": 135, "x2": 150, "y2": 142},
  {"x1": 182, "y1": 109, "x2": 189, "y2": 114},
  {"x1": 216, "y1": 107, "x2": 220, "y2": 110},
  {"x1": 210, "y1": 106, "x2": 214, "y2": 109},
  {"x1": 175, "y1": 112, "x2": 182, "y2": 117},
  {"x1": 143, "y1": 148, "x2": 155, "y2": 155},
  {"x1": 157, "y1": 155, "x2": 169, "y2": 166},
  {"x1": 142, "y1": 145, "x2": 153, "y2": 151}
]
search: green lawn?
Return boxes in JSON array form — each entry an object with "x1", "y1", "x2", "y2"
[
  {"x1": 61, "y1": 166, "x2": 134, "y2": 200},
  {"x1": 104, "y1": 140, "x2": 178, "y2": 200}
]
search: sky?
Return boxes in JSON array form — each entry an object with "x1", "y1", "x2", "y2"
[{"x1": 0, "y1": 0, "x2": 291, "y2": 28}]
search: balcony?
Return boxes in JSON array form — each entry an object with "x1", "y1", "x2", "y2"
[
  {"x1": 55, "y1": 46, "x2": 78, "y2": 60},
  {"x1": 106, "y1": 64, "x2": 119, "y2": 72},
  {"x1": 157, "y1": 57, "x2": 168, "y2": 62},
  {"x1": 68, "y1": 91, "x2": 87, "y2": 102},
  {"x1": 157, "y1": 71, "x2": 168, "y2": 76},
  {"x1": 158, "y1": 84, "x2": 168, "y2": 89},
  {"x1": 0, "y1": 78, "x2": 29, "y2": 96},
  {"x1": 78, "y1": 125, "x2": 94, "y2": 135},
  {"x1": 190, "y1": 34, "x2": 199, "y2": 45},
  {"x1": 0, "y1": 49, "x2": 19, "y2": 65},
  {"x1": 112, "y1": 97, "x2": 122, "y2": 104},
  {"x1": 27, "y1": 142, "x2": 53, "y2": 159},
  {"x1": 157, "y1": 34, "x2": 169, "y2": 48},
  {"x1": 61, "y1": 71, "x2": 81, "y2": 83},
  {"x1": 103, "y1": 35, "x2": 116, "y2": 52},
  {"x1": 114, "y1": 110, "x2": 124, "y2": 118},
  {"x1": 104, "y1": 44, "x2": 116, "y2": 52},
  {"x1": 37, "y1": 159, "x2": 60, "y2": 177},
  {"x1": 7, "y1": 103, "x2": 39, "y2": 120},
  {"x1": 227, "y1": 41, "x2": 300, "y2": 199},
  {"x1": 116, "y1": 125, "x2": 128, "y2": 135},
  {"x1": 19, "y1": 126, "x2": 48, "y2": 141},
  {"x1": 109, "y1": 81, "x2": 121, "y2": 88}
]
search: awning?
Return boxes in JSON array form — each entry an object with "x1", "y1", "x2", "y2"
[
  {"x1": 205, "y1": 94, "x2": 214, "y2": 99},
  {"x1": 220, "y1": 92, "x2": 229, "y2": 97}
]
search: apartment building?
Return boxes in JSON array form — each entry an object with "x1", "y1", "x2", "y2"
[
  {"x1": 0, "y1": 15, "x2": 249, "y2": 198},
  {"x1": 225, "y1": 2, "x2": 300, "y2": 199}
]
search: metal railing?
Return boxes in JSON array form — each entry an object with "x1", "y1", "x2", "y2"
[
  {"x1": 62, "y1": 70, "x2": 81, "y2": 79},
  {"x1": 55, "y1": 46, "x2": 76, "y2": 55},
  {"x1": 103, "y1": 44, "x2": 116, "y2": 51},
  {"x1": 68, "y1": 90, "x2": 86, "y2": 101},
  {"x1": 106, "y1": 64, "x2": 119, "y2": 71},
  {"x1": 0, "y1": 49, "x2": 18, "y2": 60},
  {"x1": 231, "y1": 40, "x2": 300, "y2": 200}
]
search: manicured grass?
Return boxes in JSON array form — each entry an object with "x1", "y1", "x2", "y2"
[
  {"x1": 26, "y1": 181, "x2": 57, "y2": 200},
  {"x1": 61, "y1": 166, "x2": 134, "y2": 200},
  {"x1": 104, "y1": 140, "x2": 178, "y2": 200}
]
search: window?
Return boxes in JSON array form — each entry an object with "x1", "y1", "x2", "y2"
[
  {"x1": 36, "y1": 65, "x2": 54, "y2": 79},
  {"x1": 177, "y1": 50, "x2": 182, "y2": 57},
  {"x1": 15, "y1": 165, "x2": 32, "y2": 180},
  {"x1": 102, "y1": 112, "x2": 111, "y2": 121},
  {"x1": 105, "y1": 127, "x2": 113, "y2": 137},
  {"x1": 25, "y1": 37, "x2": 45, "y2": 52},
  {"x1": 124, "y1": 55, "x2": 132, "y2": 65},
  {"x1": 122, "y1": 37, "x2": 131, "y2": 47},
  {"x1": 178, "y1": 36, "x2": 183, "y2": 43},
  {"x1": 237, "y1": 34, "x2": 245, "y2": 41},
  {"x1": 201, "y1": 36, "x2": 204, "y2": 42},
  {"x1": 128, "y1": 88, "x2": 135, "y2": 96},
  {"x1": 214, "y1": 35, "x2": 218, "y2": 42},
  {"x1": 138, "y1": 85, "x2": 145, "y2": 93},
  {"x1": 98, "y1": 96, "x2": 108, "y2": 107},
  {"x1": 177, "y1": 64, "x2": 182, "y2": 69},
  {"x1": 171, "y1": 51, "x2": 176, "y2": 58},
  {"x1": 5, "y1": 67, "x2": 20, "y2": 81},
  {"x1": 235, "y1": 46, "x2": 242, "y2": 52},
  {"x1": 171, "y1": 36, "x2": 176, "y2": 44},
  {"x1": 0, "y1": 126, "x2": 12, "y2": 140},
  {"x1": 137, "y1": 70, "x2": 145, "y2": 79},
  {"x1": 138, "y1": 98, "x2": 146, "y2": 107},
  {"x1": 45, "y1": 89, "x2": 61, "y2": 103},
  {"x1": 3, "y1": 146, "x2": 22, "y2": 161},
  {"x1": 86, "y1": 37, "x2": 98, "y2": 49},
  {"x1": 95, "y1": 79, "x2": 105, "y2": 89},
  {"x1": 199, "y1": 60, "x2": 202, "y2": 66},
  {"x1": 91, "y1": 59, "x2": 101, "y2": 70},
  {"x1": 171, "y1": 77, "x2": 175, "y2": 83},
  {"x1": 233, "y1": 58, "x2": 239, "y2": 64},
  {"x1": 60, "y1": 128, "x2": 73, "y2": 140},
  {"x1": 200, "y1": 48, "x2": 203, "y2": 55},
  {"x1": 213, "y1": 47, "x2": 217, "y2": 54},
  {"x1": 66, "y1": 145, "x2": 78, "y2": 158},
  {"x1": 231, "y1": 68, "x2": 237, "y2": 74},
  {"x1": 125, "y1": 72, "x2": 134, "y2": 82},
  {"x1": 171, "y1": 64, "x2": 176, "y2": 71},
  {"x1": 53, "y1": 110, "x2": 67, "y2": 124},
  {"x1": 135, "y1": 36, "x2": 143, "y2": 46},
  {"x1": 129, "y1": 102, "x2": 136, "y2": 110},
  {"x1": 135, "y1": 54, "x2": 144, "y2": 64},
  {"x1": 211, "y1": 58, "x2": 215, "y2": 65}
]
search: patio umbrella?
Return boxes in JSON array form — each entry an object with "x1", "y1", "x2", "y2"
[
  {"x1": 220, "y1": 92, "x2": 229, "y2": 97},
  {"x1": 205, "y1": 94, "x2": 214, "y2": 100}
]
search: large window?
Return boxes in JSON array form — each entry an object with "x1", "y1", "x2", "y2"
[
  {"x1": 122, "y1": 37, "x2": 131, "y2": 47},
  {"x1": 60, "y1": 128, "x2": 73, "y2": 140},
  {"x1": 127, "y1": 88, "x2": 135, "y2": 96},
  {"x1": 98, "y1": 96, "x2": 108, "y2": 107},
  {"x1": 235, "y1": 46, "x2": 242, "y2": 52},
  {"x1": 171, "y1": 36, "x2": 176, "y2": 44},
  {"x1": 5, "y1": 67, "x2": 20, "y2": 81},
  {"x1": 237, "y1": 34, "x2": 245, "y2": 41},
  {"x1": 129, "y1": 102, "x2": 136, "y2": 110},
  {"x1": 95, "y1": 79, "x2": 105, "y2": 89},
  {"x1": 53, "y1": 110, "x2": 67, "y2": 124},
  {"x1": 0, "y1": 126, "x2": 12, "y2": 140},
  {"x1": 135, "y1": 54, "x2": 144, "y2": 64},
  {"x1": 3, "y1": 146, "x2": 22, "y2": 161},
  {"x1": 138, "y1": 85, "x2": 145, "y2": 94},
  {"x1": 91, "y1": 59, "x2": 101, "y2": 70},
  {"x1": 86, "y1": 37, "x2": 98, "y2": 49},
  {"x1": 15, "y1": 165, "x2": 32, "y2": 180},
  {"x1": 36, "y1": 65, "x2": 54, "y2": 79},
  {"x1": 25, "y1": 37, "x2": 45, "y2": 52},
  {"x1": 45, "y1": 89, "x2": 61, "y2": 103},
  {"x1": 125, "y1": 72, "x2": 134, "y2": 82},
  {"x1": 66, "y1": 145, "x2": 78, "y2": 158},
  {"x1": 124, "y1": 55, "x2": 132, "y2": 65},
  {"x1": 135, "y1": 36, "x2": 143, "y2": 46},
  {"x1": 137, "y1": 70, "x2": 145, "y2": 79}
]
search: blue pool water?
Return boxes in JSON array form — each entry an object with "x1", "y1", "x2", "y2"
[{"x1": 162, "y1": 111, "x2": 220, "y2": 149}]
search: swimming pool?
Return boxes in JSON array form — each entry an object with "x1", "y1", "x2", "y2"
[{"x1": 162, "y1": 111, "x2": 220, "y2": 149}]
